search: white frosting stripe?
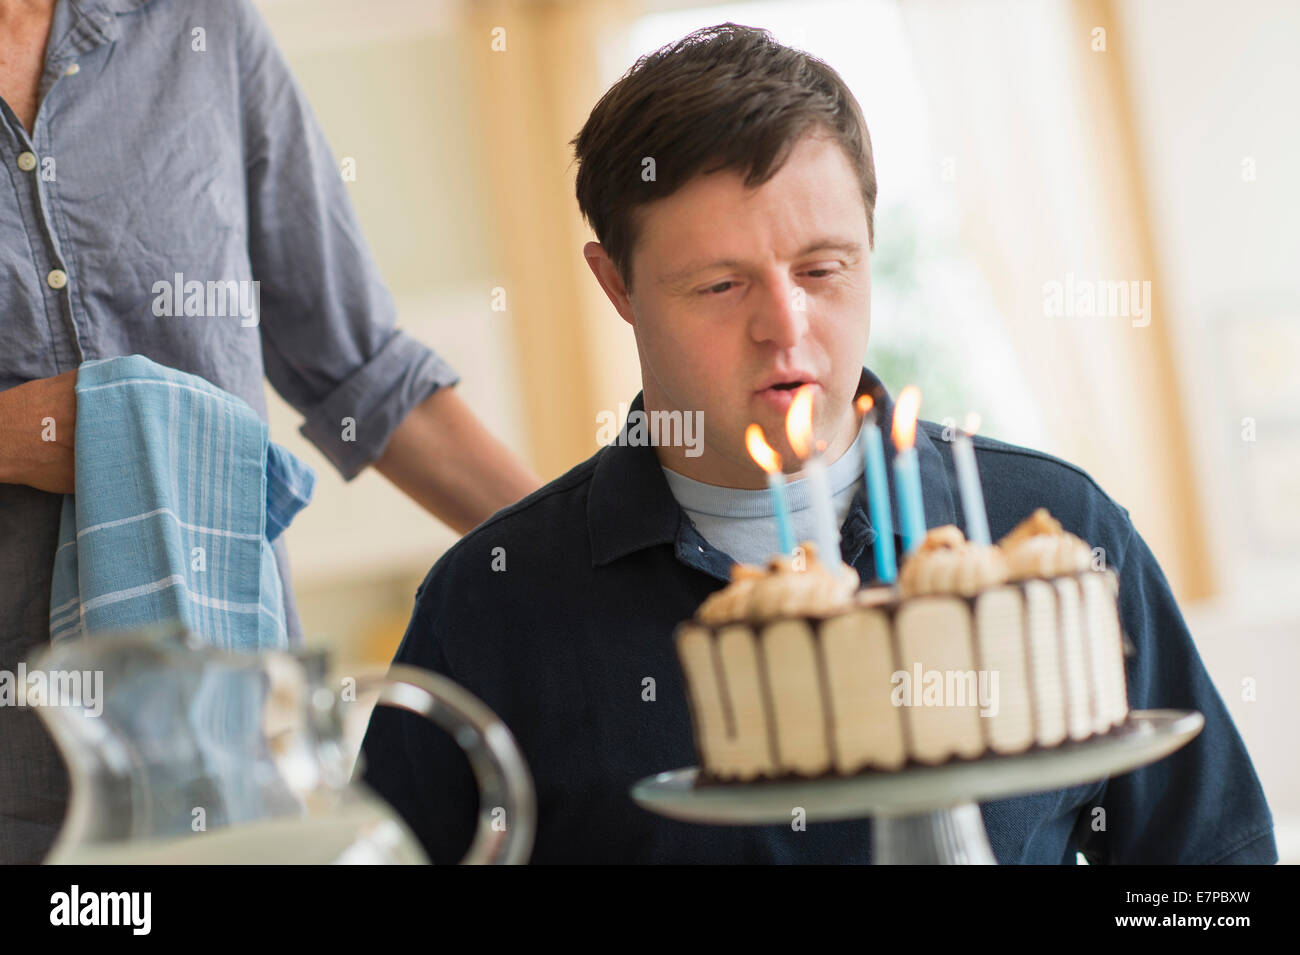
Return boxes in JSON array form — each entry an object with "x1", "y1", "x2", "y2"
[
  {"x1": 975, "y1": 587, "x2": 1035, "y2": 754},
  {"x1": 1054, "y1": 579, "x2": 1093, "y2": 741},
  {"x1": 895, "y1": 597, "x2": 984, "y2": 764},
  {"x1": 1024, "y1": 580, "x2": 1068, "y2": 747},
  {"x1": 760, "y1": 620, "x2": 831, "y2": 776},
  {"x1": 821, "y1": 610, "x2": 906, "y2": 772}
]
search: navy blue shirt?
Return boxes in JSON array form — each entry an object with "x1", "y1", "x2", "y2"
[{"x1": 359, "y1": 368, "x2": 1277, "y2": 864}]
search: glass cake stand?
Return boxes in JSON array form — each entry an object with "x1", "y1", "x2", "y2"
[{"x1": 631, "y1": 709, "x2": 1203, "y2": 864}]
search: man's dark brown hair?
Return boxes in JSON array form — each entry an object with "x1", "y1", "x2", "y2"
[{"x1": 572, "y1": 22, "x2": 877, "y2": 291}]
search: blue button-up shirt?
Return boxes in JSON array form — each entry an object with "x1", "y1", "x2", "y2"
[
  {"x1": 1, "y1": 0, "x2": 457, "y2": 862},
  {"x1": 360, "y1": 368, "x2": 1277, "y2": 864}
]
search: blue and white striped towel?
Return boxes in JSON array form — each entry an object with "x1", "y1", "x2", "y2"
[{"x1": 48, "y1": 356, "x2": 316, "y2": 652}]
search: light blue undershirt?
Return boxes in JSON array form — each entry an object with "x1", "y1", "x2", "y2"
[{"x1": 661, "y1": 432, "x2": 865, "y2": 567}]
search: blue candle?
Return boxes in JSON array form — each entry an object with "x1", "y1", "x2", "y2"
[
  {"x1": 767, "y1": 472, "x2": 797, "y2": 556},
  {"x1": 891, "y1": 386, "x2": 927, "y2": 554},
  {"x1": 856, "y1": 397, "x2": 896, "y2": 582},
  {"x1": 746, "y1": 424, "x2": 795, "y2": 556}
]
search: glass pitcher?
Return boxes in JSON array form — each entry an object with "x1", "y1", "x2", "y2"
[{"x1": 30, "y1": 626, "x2": 534, "y2": 864}]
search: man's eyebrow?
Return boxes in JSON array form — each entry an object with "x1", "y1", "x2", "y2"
[
  {"x1": 657, "y1": 238, "x2": 863, "y2": 287},
  {"x1": 658, "y1": 258, "x2": 744, "y2": 286}
]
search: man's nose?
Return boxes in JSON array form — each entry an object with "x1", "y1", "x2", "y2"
[{"x1": 749, "y1": 274, "x2": 809, "y2": 350}]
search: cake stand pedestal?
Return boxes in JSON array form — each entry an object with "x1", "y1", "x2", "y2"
[{"x1": 631, "y1": 709, "x2": 1203, "y2": 864}]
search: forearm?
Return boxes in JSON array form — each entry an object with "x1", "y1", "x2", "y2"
[
  {"x1": 0, "y1": 372, "x2": 76, "y2": 493},
  {"x1": 0, "y1": 384, "x2": 26, "y2": 484},
  {"x1": 372, "y1": 386, "x2": 542, "y2": 534}
]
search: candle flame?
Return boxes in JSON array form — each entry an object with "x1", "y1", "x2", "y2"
[
  {"x1": 785, "y1": 384, "x2": 817, "y2": 459},
  {"x1": 745, "y1": 424, "x2": 782, "y2": 474},
  {"x1": 892, "y1": 385, "x2": 922, "y2": 451},
  {"x1": 855, "y1": 394, "x2": 874, "y2": 416},
  {"x1": 964, "y1": 412, "x2": 981, "y2": 435}
]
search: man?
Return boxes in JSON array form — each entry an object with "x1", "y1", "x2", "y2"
[
  {"x1": 0, "y1": 0, "x2": 539, "y2": 863},
  {"x1": 359, "y1": 24, "x2": 1276, "y2": 864}
]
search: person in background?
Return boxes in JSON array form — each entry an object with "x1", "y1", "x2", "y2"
[{"x1": 0, "y1": 0, "x2": 540, "y2": 863}]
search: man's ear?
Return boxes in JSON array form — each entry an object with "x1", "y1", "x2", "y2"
[{"x1": 583, "y1": 242, "x2": 636, "y2": 327}]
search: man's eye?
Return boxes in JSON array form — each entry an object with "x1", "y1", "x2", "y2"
[
  {"x1": 803, "y1": 268, "x2": 837, "y2": 279},
  {"x1": 702, "y1": 281, "x2": 735, "y2": 295}
]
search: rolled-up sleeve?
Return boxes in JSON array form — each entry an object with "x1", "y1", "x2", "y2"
[{"x1": 234, "y1": 0, "x2": 459, "y2": 479}]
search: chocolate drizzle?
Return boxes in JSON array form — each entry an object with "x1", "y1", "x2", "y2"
[
  {"x1": 709, "y1": 632, "x2": 736, "y2": 741},
  {"x1": 811, "y1": 628, "x2": 838, "y2": 771},
  {"x1": 887, "y1": 614, "x2": 915, "y2": 766},
  {"x1": 753, "y1": 628, "x2": 782, "y2": 771}
]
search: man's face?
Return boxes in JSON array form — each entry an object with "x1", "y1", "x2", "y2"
[{"x1": 586, "y1": 130, "x2": 872, "y2": 488}]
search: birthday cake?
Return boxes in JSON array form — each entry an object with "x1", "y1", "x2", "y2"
[{"x1": 674, "y1": 508, "x2": 1132, "y2": 783}]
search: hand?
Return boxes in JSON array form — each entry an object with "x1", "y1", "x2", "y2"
[{"x1": 0, "y1": 370, "x2": 77, "y2": 494}]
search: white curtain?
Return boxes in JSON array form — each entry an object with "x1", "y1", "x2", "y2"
[{"x1": 898, "y1": 0, "x2": 1212, "y2": 599}]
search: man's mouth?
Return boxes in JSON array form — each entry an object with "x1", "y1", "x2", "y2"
[
  {"x1": 754, "y1": 376, "x2": 818, "y2": 413},
  {"x1": 755, "y1": 370, "x2": 818, "y2": 393}
]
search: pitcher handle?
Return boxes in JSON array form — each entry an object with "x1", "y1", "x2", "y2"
[{"x1": 356, "y1": 666, "x2": 535, "y2": 865}]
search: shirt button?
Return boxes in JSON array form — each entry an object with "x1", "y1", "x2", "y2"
[
  {"x1": 47, "y1": 269, "x2": 69, "y2": 290},
  {"x1": 17, "y1": 151, "x2": 37, "y2": 172},
  {"x1": 65, "y1": 63, "x2": 80, "y2": 76}
]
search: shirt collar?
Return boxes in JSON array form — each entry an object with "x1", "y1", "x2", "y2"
[
  {"x1": 588, "y1": 366, "x2": 956, "y2": 569},
  {"x1": 50, "y1": 0, "x2": 153, "y2": 61},
  {"x1": 39, "y1": 0, "x2": 157, "y2": 103}
]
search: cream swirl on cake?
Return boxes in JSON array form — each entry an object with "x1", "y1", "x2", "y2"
[
  {"x1": 997, "y1": 508, "x2": 1093, "y2": 579},
  {"x1": 694, "y1": 543, "x2": 859, "y2": 626},
  {"x1": 898, "y1": 524, "x2": 1009, "y2": 598}
]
